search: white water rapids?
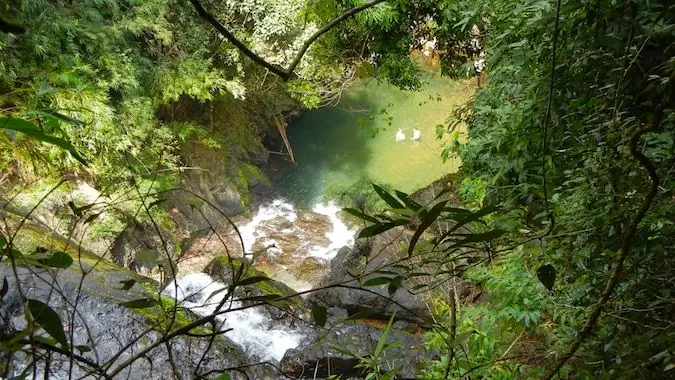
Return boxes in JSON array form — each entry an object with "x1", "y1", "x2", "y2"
[
  {"x1": 163, "y1": 273, "x2": 305, "y2": 362},
  {"x1": 239, "y1": 200, "x2": 355, "y2": 261},
  {"x1": 164, "y1": 200, "x2": 356, "y2": 361}
]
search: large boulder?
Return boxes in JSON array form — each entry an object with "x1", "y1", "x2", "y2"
[
  {"x1": 307, "y1": 239, "x2": 433, "y2": 326},
  {"x1": 280, "y1": 322, "x2": 435, "y2": 379},
  {"x1": 0, "y1": 235, "x2": 251, "y2": 379}
]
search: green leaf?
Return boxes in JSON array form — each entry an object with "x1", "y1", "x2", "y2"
[
  {"x1": 363, "y1": 277, "x2": 393, "y2": 286},
  {"x1": 236, "y1": 276, "x2": 271, "y2": 286},
  {"x1": 119, "y1": 279, "x2": 136, "y2": 291},
  {"x1": 453, "y1": 229, "x2": 506, "y2": 244},
  {"x1": 26, "y1": 299, "x2": 68, "y2": 348},
  {"x1": 328, "y1": 344, "x2": 358, "y2": 358},
  {"x1": 374, "y1": 312, "x2": 396, "y2": 357},
  {"x1": 121, "y1": 298, "x2": 159, "y2": 309},
  {"x1": 36, "y1": 251, "x2": 73, "y2": 269},
  {"x1": 312, "y1": 305, "x2": 327, "y2": 327},
  {"x1": 358, "y1": 219, "x2": 408, "y2": 238},
  {"x1": 372, "y1": 184, "x2": 403, "y2": 209},
  {"x1": 0, "y1": 117, "x2": 87, "y2": 164},
  {"x1": 343, "y1": 208, "x2": 379, "y2": 223},
  {"x1": 434, "y1": 204, "x2": 500, "y2": 248},
  {"x1": 394, "y1": 191, "x2": 422, "y2": 211},
  {"x1": 537, "y1": 264, "x2": 556, "y2": 291},
  {"x1": 216, "y1": 374, "x2": 232, "y2": 380},
  {"x1": 0, "y1": 277, "x2": 8, "y2": 298},
  {"x1": 75, "y1": 345, "x2": 91, "y2": 354},
  {"x1": 408, "y1": 200, "x2": 447, "y2": 255}
]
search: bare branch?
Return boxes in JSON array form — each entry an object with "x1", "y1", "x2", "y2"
[{"x1": 189, "y1": 0, "x2": 387, "y2": 81}]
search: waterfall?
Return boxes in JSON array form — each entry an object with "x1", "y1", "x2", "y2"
[{"x1": 163, "y1": 273, "x2": 304, "y2": 362}]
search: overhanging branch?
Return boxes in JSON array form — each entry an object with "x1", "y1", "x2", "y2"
[{"x1": 189, "y1": 0, "x2": 387, "y2": 81}]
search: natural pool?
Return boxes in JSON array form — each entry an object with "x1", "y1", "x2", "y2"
[{"x1": 267, "y1": 73, "x2": 475, "y2": 207}]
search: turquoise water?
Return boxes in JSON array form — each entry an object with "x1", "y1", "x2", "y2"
[{"x1": 268, "y1": 74, "x2": 474, "y2": 207}]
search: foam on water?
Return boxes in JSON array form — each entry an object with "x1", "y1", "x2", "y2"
[
  {"x1": 239, "y1": 199, "x2": 297, "y2": 253},
  {"x1": 239, "y1": 199, "x2": 355, "y2": 261},
  {"x1": 309, "y1": 202, "x2": 355, "y2": 260},
  {"x1": 163, "y1": 273, "x2": 304, "y2": 362}
]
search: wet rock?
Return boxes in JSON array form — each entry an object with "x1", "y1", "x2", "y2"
[
  {"x1": 0, "y1": 255, "x2": 250, "y2": 379},
  {"x1": 205, "y1": 255, "x2": 306, "y2": 316},
  {"x1": 280, "y1": 322, "x2": 434, "y2": 379},
  {"x1": 308, "y1": 241, "x2": 432, "y2": 326}
]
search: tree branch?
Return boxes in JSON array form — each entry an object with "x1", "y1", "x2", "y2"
[{"x1": 189, "y1": 0, "x2": 387, "y2": 81}]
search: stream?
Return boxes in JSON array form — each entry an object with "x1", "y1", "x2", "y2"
[{"x1": 171, "y1": 72, "x2": 474, "y2": 364}]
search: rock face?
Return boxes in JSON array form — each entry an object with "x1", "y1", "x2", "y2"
[
  {"x1": 0, "y1": 255, "x2": 251, "y2": 380},
  {"x1": 280, "y1": 322, "x2": 433, "y2": 380},
  {"x1": 307, "y1": 240, "x2": 433, "y2": 326}
]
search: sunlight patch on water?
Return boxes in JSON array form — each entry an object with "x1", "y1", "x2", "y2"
[{"x1": 163, "y1": 273, "x2": 304, "y2": 362}]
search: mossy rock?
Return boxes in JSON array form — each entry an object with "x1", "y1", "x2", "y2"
[
  {"x1": 205, "y1": 255, "x2": 305, "y2": 312},
  {"x1": 4, "y1": 221, "x2": 216, "y2": 337}
]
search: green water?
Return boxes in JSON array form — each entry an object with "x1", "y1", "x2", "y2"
[{"x1": 268, "y1": 73, "x2": 474, "y2": 207}]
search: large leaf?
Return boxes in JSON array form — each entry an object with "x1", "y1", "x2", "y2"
[
  {"x1": 36, "y1": 251, "x2": 73, "y2": 269},
  {"x1": 434, "y1": 204, "x2": 501, "y2": 248},
  {"x1": 358, "y1": 219, "x2": 408, "y2": 238},
  {"x1": 0, "y1": 117, "x2": 87, "y2": 164},
  {"x1": 311, "y1": 305, "x2": 327, "y2": 327},
  {"x1": 342, "y1": 208, "x2": 379, "y2": 223},
  {"x1": 372, "y1": 184, "x2": 403, "y2": 209},
  {"x1": 408, "y1": 200, "x2": 447, "y2": 255},
  {"x1": 121, "y1": 298, "x2": 159, "y2": 308},
  {"x1": 26, "y1": 299, "x2": 68, "y2": 347},
  {"x1": 537, "y1": 264, "x2": 556, "y2": 291},
  {"x1": 363, "y1": 276, "x2": 394, "y2": 286},
  {"x1": 374, "y1": 312, "x2": 396, "y2": 357},
  {"x1": 237, "y1": 276, "x2": 271, "y2": 286},
  {"x1": 394, "y1": 190, "x2": 422, "y2": 211}
]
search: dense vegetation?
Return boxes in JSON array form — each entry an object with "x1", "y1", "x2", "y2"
[{"x1": 1, "y1": 0, "x2": 673, "y2": 379}]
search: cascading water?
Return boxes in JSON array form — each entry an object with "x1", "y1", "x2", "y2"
[
  {"x1": 163, "y1": 273, "x2": 305, "y2": 362},
  {"x1": 239, "y1": 200, "x2": 354, "y2": 261}
]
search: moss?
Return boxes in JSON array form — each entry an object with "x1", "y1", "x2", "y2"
[
  {"x1": 206, "y1": 255, "x2": 304, "y2": 310},
  {"x1": 130, "y1": 294, "x2": 211, "y2": 336}
]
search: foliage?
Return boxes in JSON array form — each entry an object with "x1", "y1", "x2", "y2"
[{"x1": 435, "y1": 0, "x2": 674, "y2": 376}]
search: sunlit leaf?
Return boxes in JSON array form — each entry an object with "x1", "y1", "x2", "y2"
[{"x1": 0, "y1": 117, "x2": 87, "y2": 164}]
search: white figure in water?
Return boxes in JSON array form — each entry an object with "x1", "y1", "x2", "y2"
[
  {"x1": 412, "y1": 128, "x2": 421, "y2": 141},
  {"x1": 395, "y1": 128, "x2": 406, "y2": 142}
]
